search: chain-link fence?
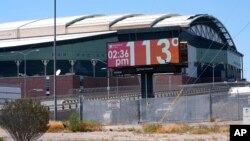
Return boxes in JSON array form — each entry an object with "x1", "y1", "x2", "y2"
[
  {"x1": 211, "y1": 92, "x2": 250, "y2": 121},
  {"x1": 79, "y1": 87, "x2": 250, "y2": 125}
]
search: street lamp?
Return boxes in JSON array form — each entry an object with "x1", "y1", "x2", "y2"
[
  {"x1": 11, "y1": 49, "x2": 40, "y2": 97},
  {"x1": 91, "y1": 59, "x2": 110, "y2": 98},
  {"x1": 11, "y1": 49, "x2": 40, "y2": 77},
  {"x1": 91, "y1": 59, "x2": 97, "y2": 77}
]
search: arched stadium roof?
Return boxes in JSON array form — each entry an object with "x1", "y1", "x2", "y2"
[{"x1": 0, "y1": 14, "x2": 237, "y2": 51}]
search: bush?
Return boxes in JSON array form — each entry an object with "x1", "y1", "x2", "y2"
[
  {"x1": 67, "y1": 112, "x2": 102, "y2": 132},
  {"x1": 47, "y1": 121, "x2": 66, "y2": 132},
  {"x1": 0, "y1": 99, "x2": 49, "y2": 141},
  {"x1": 68, "y1": 112, "x2": 80, "y2": 132}
]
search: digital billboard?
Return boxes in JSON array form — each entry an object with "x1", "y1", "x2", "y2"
[{"x1": 107, "y1": 38, "x2": 179, "y2": 68}]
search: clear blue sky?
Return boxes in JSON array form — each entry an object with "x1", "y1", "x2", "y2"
[{"x1": 1, "y1": 0, "x2": 250, "y2": 80}]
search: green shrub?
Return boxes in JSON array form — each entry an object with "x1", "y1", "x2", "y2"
[
  {"x1": 67, "y1": 112, "x2": 102, "y2": 132},
  {"x1": 0, "y1": 99, "x2": 49, "y2": 141},
  {"x1": 68, "y1": 112, "x2": 80, "y2": 132}
]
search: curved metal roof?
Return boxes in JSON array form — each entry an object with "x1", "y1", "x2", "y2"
[
  {"x1": 187, "y1": 15, "x2": 236, "y2": 50},
  {"x1": 65, "y1": 14, "x2": 103, "y2": 27},
  {"x1": 0, "y1": 13, "x2": 237, "y2": 51},
  {"x1": 0, "y1": 20, "x2": 34, "y2": 30},
  {"x1": 153, "y1": 15, "x2": 194, "y2": 27},
  {"x1": 110, "y1": 14, "x2": 167, "y2": 30},
  {"x1": 20, "y1": 16, "x2": 83, "y2": 28},
  {"x1": 66, "y1": 14, "x2": 140, "y2": 33}
]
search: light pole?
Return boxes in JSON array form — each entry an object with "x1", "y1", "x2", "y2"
[
  {"x1": 11, "y1": 49, "x2": 40, "y2": 97},
  {"x1": 212, "y1": 64, "x2": 215, "y2": 87},
  {"x1": 53, "y1": 0, "x2": 57, "y2": 120},
  {"x1": 92, "y1": 59, "x2": 110, "y2": 98}
]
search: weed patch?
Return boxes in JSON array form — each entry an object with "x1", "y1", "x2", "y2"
[{"x1": 47, "y1": 121, "x2": 66, "y2": 132}]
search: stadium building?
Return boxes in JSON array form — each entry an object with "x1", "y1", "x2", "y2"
[{"x1": 0, "y1": 14, "x2": 243, "y2": 98}]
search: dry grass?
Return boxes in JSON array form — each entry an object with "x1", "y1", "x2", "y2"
[
  {"x1": 142, "y1": 123, "x2": 162, "y2": 133},
  {"x1": 157, "y1": 123, "x2": 192, "y2": 134},
  {"x1": 77, "y1": 120, "x2": 103, "y2": 132},
  {"x1": 191, "y1": 125, "x2": 211, "y2": 134},
  {"x1": 218, "y1": 125, "x2": 229, "y2": 133},
  {"x1": 47, "y1": 120, "x2": 103, "y2": 133},
  {"x1": 47, "y1": 121, "x2": 66, "y2": 132},
  {"x1": 191, "y1": 124, "x2": 229, "y2": 134},
  {"x1": 141, "y1": 123, "x2": 229, "y2": 135}
]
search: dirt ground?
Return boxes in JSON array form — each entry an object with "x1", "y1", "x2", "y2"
[
  {"x1": 0, "y1": 130, "x2": 229, "y2": 141},
  {"x1": 0, "y1": 121, "x2": 240, "y2": 141}
]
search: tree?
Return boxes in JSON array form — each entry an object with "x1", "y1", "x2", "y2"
[{"x1": 0, "y1": 99, "x2": 49, "y2": 141}]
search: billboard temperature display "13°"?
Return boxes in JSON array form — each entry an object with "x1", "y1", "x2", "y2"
[{"x1": 107, "y1": 38, "x2": 179, "y2": 68}]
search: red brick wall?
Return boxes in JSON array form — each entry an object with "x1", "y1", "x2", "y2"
[
  {"x1": 154, "y1": 74, "x2": 183, "y2": 90},
  {"x1": 1, "y1": 74, "x2": 222, "y2": 98},
  {"x1": 83, "y1": 77, "x2": 140, "y2": 88},
  {"x1": 0, "y1": 75, "x2": 80, "y2": 98},
  {"x1": 49, "y1": 75, "x2": 80, "y2": 97},
  {"x1": 83, "y1": 75, "x2": 190, "y2": 89}
]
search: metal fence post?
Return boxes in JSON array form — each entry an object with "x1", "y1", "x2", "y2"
[
  {"x1": 138, "y1": 98, "x2": 141, "y2": 123},
  {"x1": 209, "y1": 88, "x2": 212, "y2": 122},
  {"x1": 79, "y1": 95, "x2": 83, "y2": 121},
  {"x1": 237, "y1": 90, "x2": 240, "y2": 120}
]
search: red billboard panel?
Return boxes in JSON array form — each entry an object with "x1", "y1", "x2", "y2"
[{"x1": 108, "y1": 38, "x2": 179, "y2": 68}]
